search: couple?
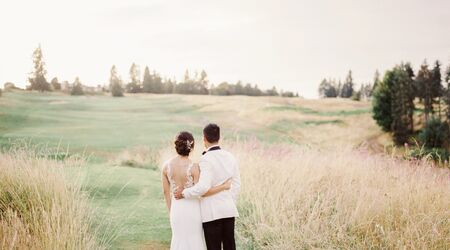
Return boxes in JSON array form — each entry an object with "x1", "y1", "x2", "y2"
[{"x1": 161, "y1": 123, "x2": 241, "y2": 250}]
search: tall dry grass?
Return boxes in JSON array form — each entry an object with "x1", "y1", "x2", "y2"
[
  {"x1": 229, "y1": 141, "x2": 450, "y2": 249},
  {"x1": 0, "y1": 148, "x2": 109, "y2": 249}
]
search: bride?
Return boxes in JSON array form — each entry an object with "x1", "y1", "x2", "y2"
[{"x1": 161, "y1": 131, "x2": 231, "y2": 250}]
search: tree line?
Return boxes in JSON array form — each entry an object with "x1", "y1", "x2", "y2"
[
  {"x1": 318, "y1": 70, "x2": 375, "y2": 101},
  {"x1": 23, "y1": 46, "x2": 298, "y2": 98},
  {"x1": 372, "y1": 60, "x2": 450, "y2": 161}
]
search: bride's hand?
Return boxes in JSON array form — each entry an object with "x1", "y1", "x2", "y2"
[{"x1": 223, "y1": 178, "x2": 232, "y2": 190}]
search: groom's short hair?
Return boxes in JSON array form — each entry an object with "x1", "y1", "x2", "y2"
[{"x1": 203, "y1": 123, "x2": 220, "y2": 143}]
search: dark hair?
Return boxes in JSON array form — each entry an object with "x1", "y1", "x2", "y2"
[
  {"x1": 203, "y1": 123, "x2": 220, "y2": 143},
  {"x1": 175, "y1": 131, "x2": 195, "y2": 156}
]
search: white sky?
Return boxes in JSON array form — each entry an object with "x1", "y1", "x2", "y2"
[{"x1": 0, "y1": 0, "x2": 449, "y2": 98}]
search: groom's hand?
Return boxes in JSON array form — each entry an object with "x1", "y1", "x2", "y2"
[{"x1": 174, "y1": 187, "x2": 184, "y2": 200}]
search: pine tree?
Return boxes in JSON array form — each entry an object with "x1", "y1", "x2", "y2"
[
  {"x1": 372, "y1": 70, "x2": 380, "y2": 95},
  {"x1": 390, "y1": 65, "x2": 415, "y2": 144},
  {"x1": 373, "y1": 70, "x2": 394, "y2": 132},
  {"x1": 200, "y1": 70, "x2": 208, "y2": 86},
  {"x1": 28, "y1": 45, "x2": 50, "y2": 92},
  {"x1": 340, "y1": 70, "x2": 354, "y2": 98},
  {"x1": 153, "y1": 72, "x2": 164, "y2": 93},
  {"x1": 235, "y1": 81, "x2": 244, "y2": 95},
  {"x1": 318, "y1": 79, "x2": 327, "y2": 98},
  {"x1": 184, "y1": 70, "x2": 190, "y2": 83},
  {"x1": 445, "y1": 65, "x2": 450, "y2": 122},
  {"x1": 415, "y1": 61, "x2": 433, "y2": 122},
  {"x1": 110, "y1": 65, "x2": 124, "y2": 97},
  {"x1": 404, "y1": 62, "x2": 416, "y2": 132},
  {"x1": 126, "y1": 63, "x2": 141, "y2": 93},
  {"x1": 71, "y1": 77, "x2": 84, "y2": 96},
  {"x1": 431, "y1": 60, "x2": 444, "y2": 118},
  {"x1": 142, "y1": 66, "x2": 152, "y2": 93},
  {"x1": 164, "y1": 78, "x2": 176, "y2": 93}
]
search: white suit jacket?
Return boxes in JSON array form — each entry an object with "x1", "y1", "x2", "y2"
[{"x1": 182, "y1": 147, "x2": 240, "y2": 223}]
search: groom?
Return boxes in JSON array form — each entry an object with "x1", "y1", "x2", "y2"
[{"x1": 174, "y1": 123, "x2": 240, "y2": 250}]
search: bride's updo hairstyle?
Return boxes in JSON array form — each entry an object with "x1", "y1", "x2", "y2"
[{"x1": 174, "y1": 131, "x2": 195, "y2": 156}]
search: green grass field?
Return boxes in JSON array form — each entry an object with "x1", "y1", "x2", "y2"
[{"x1": 0, "y1": 91, "x2": 379, "y2": 249}]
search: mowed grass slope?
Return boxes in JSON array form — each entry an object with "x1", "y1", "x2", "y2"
[
  {"x1": 0, "y1": 91, "x2": 386, "y2": 248},
  {"x1": 0, "y1": 91, "x2": 382, "y2": 152},
  {"x1": 0, "y1": 92, "x2": 204, "y2": 153}
]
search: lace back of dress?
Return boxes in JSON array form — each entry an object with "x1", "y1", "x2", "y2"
[
  {"x1": 167, "y1": 162, "x2": 195, "y2": 192},
  {"x1": 184, "y1": 163, "x2": 195, "y2": 189}
]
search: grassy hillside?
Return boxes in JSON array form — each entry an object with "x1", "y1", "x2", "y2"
[
  {"x1": 0, "y1": 91, "x2": 382, "y2": 151},
  {"x1": 3, "y1": 91, "x2": 448, "y2": 249}
]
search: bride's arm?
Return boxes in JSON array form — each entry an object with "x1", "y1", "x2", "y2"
[
  {"x1": 161, "y1": 166, "x2": 171, "y2": 212},
  {"x1": 203, "y1": 178, "x2": 232, "y2": 197}
]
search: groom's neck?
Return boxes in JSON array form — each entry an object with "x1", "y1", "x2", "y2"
[{"x1": 205, "y1": 142, "x2": 219, "y2": 149}]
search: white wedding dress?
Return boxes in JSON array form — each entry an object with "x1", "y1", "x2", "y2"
[{"x1": 167, "y1": 162, "x2": 207, "y2": 250}]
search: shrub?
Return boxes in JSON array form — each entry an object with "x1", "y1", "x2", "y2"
[
  {"x1": 351, "y1": 90, "x2": 361, "y2": 101},
  {"x1": 418, "y1": 117, "x2": 450, "y2": 148},
  {"x1": 406, "y1": 146, "x2": 450, "y2": 163}
]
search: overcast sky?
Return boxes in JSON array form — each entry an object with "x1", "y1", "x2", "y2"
[{"x1": 0, "y1": 0, "x2": 449, "y2": 98}]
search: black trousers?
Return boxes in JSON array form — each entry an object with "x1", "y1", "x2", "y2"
[{"x1": 202, "y1": 217, "x2": 236, "y2": 250}]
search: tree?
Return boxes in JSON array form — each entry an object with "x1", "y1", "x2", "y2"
[
  {"x1": 431, "y1": 60, "x2": 444, "y2": 118},
  {"x1": 360, "y1": 83, "x2": 373, "y2": 99},
  {"x1": 142, "y1": 66, "x2": 152, "y2": 93},
  {"x1": 164, "y1": 78, "x2": 176, "y2": 93},
  {"x1": 266, "y1": 86, "x2": 279, "y2": 96},
  {"x1": 318, "y1": 79, "x2": 338, "y2": 98},
  {"x1": 184, "y1": 70, "x2": 190, "y2": 83},
  {"x1": 372, "y1": 70, "x2": 381, "y2": 95},
  {"x1": 235, "y1": 81, "x2": 244, "y2": 95},
  {"x1": 71, "y1": 77, "x2": 84, "y2": 96},
  {"x1": 445, "y1": 65, "x2": 450, "y2": 122},
  {"x1": 340, "y1": 70, "x2": 354, "y2": 98},
  {"x1": 200, "y1": 70, "x2": 208, "y2": 87},
  {"x1": 28, "y1": 45, "x2": 50, "y2": 92},
  {"x1": 281, "y1": 91, "x2": 295, "y2": 97},
  {"x1": 372, "y1": 70, "x2": 394, "y2": 132},
  {"x1": 153, "y1": 72, "x2": 164, "y2": 93},
  {"x1": 126, "y1": 63, "x2": 141, "y2": 93},
  {"x1": 211, "y1": 82, "x2": 232, "y2": 95},
  {"x1": 175, "y1": 69, "x2": 208, "y2": 95},
  {"x1": 336, "y1": 80, "x2": 342, "y2": 97},
  {"x1": 415, "y1": 61, "x2": 433, "y2": 122},
  {"x1": 110, "y1": 65, "x2": 124, "y2": 97},
  {"x1": 50, "y1": 77, "x2": 61, "y2": 90},
  {"x1": 3, "y1": 82, "x2": 16, "y2": 91},
  {"x1": 390, "y1": 65, "x2": 415, "y2": 145}
]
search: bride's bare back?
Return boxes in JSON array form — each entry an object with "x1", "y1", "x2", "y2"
[{"x1": 165, "y1": 157, "x2": 199, "y2": 192}]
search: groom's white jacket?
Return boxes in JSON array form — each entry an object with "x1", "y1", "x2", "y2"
[{"x1": 182, "y1": 147, "x2": 240, "y2": 223}]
